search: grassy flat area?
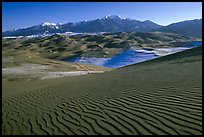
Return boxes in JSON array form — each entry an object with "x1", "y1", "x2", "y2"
[{"x1": 2, "y1": 46, "x2": 202, "y2": 135}]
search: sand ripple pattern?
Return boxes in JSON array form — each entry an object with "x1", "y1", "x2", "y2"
[{"x1": 2, "y1": 84, "x2": 202, "y2": 135}]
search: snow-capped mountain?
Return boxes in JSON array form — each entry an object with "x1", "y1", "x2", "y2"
[
  {"x1": 103, "y1": 15, "x2": 122, "y2": 20},
  {"x1": 2, "y1": 15, "x2": 163, "y2": 37},
  {"x1": 41, "y1": 22, "x2": 58, "y2": 28},
  {"x1": 41, "y1": 22, "x2": 57, "y2": 26}
]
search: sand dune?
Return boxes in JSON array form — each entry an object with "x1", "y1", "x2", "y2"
[{"x1": 2, "y1": 47, "x2": 202, "y2": 135}]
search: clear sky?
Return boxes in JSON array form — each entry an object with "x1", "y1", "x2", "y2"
[{"x1": 2, "y1": 2, "x2": 202, "y2": 32}]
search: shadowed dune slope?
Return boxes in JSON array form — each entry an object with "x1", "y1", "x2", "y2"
[{"x1": 2, "y1": 46, "x2": 202, "y2": 135}]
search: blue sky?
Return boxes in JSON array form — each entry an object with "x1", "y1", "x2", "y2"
[{"x1": 2, "y1": 2, "x2": 202, "y2": 32}]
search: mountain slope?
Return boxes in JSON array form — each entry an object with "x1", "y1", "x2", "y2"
[
  {"x1": 2, "y1": 22, "x2": 67, "y2": 37},
  {"x1": 73, "y1": 15, "x2": 162, "y2": 33},
  {"x1": 153, "y1": 19, "x2": 202, "y2": 38},
  {"x1": 2, "y1": 15, "x2": 162, "y2": 36}
]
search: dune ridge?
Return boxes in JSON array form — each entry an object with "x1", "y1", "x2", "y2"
[{"x1": 2, "y1": 46, "x2": 202, "y2": 135}]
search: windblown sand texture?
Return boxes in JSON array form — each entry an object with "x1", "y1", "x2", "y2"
[{"x1": 2, "y1": 46, "x2": 202, "y2": 135}]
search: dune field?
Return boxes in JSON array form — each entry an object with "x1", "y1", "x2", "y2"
[{"x1": 2, "y1": 46, "x2": 202, "y2": 135}]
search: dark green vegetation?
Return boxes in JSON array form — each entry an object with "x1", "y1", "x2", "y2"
[
  {"x1": 2, "y1": 46, "x2": 202, "y2": 135},
  {"x1": 2, "y1": 32, "x2": 198, "y2": 61}
]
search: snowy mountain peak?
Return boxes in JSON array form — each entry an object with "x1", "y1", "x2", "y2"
[
  {"x1": 104, "y1": 15, "x2": 122, "y2": 20},
  {"x1": 41, "y1": 22, "x2": 57, "y2": 27},
  {"x1": 3, "y1": 16, "x2": 165, "y2": 37}
]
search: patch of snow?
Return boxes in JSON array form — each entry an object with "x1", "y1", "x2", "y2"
[
  {"x1": 2, "y1": 36, "x2": 24, "y2": 39},
  {"x1": 104, "y1": 15, "x2": 122, "y2": 20},
  {"x1": 75, "y1": 57, "x2": 111, "y2": 66},
  {"x1": 130, "y1": 47, "x2": 190, "y2": 56},
  {"x1": 41, "y1": 22, "x2": 57, "y2": 27},
  {"x1": 105, "y1": 15, "x2": 111, "y2": 19},
  {"x1": 154, "y1": 47, "x2": 190, "y2": 56}
]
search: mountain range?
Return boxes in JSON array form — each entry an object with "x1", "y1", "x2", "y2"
[
  {"x1": 2, "y1": 15, "x2": 202, "y2": 38},
  {"x1": 154, "y1": 19, "x2": 202, "y2": 38}
]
